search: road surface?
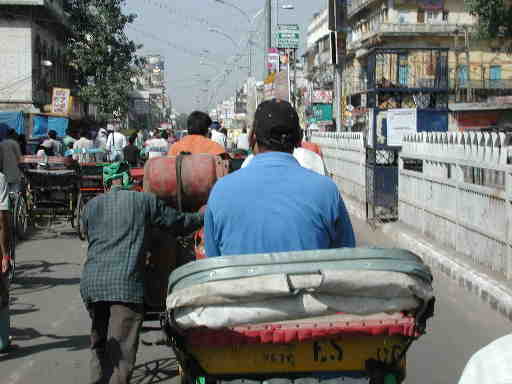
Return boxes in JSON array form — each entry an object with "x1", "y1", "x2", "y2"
[{"x1": 0, "y1": 217, "x2": 510, "y2": 384}]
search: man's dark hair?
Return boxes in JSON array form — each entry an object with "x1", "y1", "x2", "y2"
[
  {"x1": 253, "y1": 100, "x2": 302, "y2": 154},
  {"x1": 129, "y1": 134, "x2": 137, "y2": 144},
  {"x1": 48, "y1": 130, "x2": 57, "y2": 140},
  {"x1": 187, "y1": 111, "x2": 212, "y2": 136},
  {"x1": 6, "y1": 129, "x2": 17, "y2": 139},
  {"x1": 220, "y1": 128, "x2": 228, "y2": 136},
  {"x1": 161, "y1": 131, "x2": 169, "y2": 140},
  {"x1": 242, "y1": 128, "x2": 247, "y2": 134},
  {"x1": 80, "y1": 127, "x2": 89, "y2": 139}
]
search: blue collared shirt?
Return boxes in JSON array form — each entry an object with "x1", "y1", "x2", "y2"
[{"x1": 205, "y1": 152, "x2": 355, "y2": 257}]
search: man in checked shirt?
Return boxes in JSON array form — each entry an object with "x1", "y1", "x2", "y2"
[{"x1": 80, "y1": 174, "x2": 203, "y2": 384}]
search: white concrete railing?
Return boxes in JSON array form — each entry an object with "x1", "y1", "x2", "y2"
[
  {"x1": 400, "y1": 131, "x2": 512, "y2": 279},
  {"x1": 313, "y1": 130, "x2": 512, "y2": 280},
  {"x1": 311, "y1": 132, "x2": 366, "y2": 213}
]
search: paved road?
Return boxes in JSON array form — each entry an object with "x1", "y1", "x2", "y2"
[{"x1": 0, "y1": 217, "x2": 510, "y2": 384}]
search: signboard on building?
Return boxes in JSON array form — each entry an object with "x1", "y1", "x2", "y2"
[
  {"x1": 312, "y1": 90, "x2": 333, "y2": 104},
  {"x1": 276, "y1": 24, "x2": 300, "y2": 49},
  {"x1": 387, "y1": 108, "x2": 417, "y2": 146},
  {"x1": 273, "y1": 70, "x2": 290, "y2": 101},
  {"x1": 310, "y1": 104, "x2": 333, "y2": 124},
  {"x1": 51, "y1": 88, "x2": 71, "y2": 115},
  {"x1": 267, "y1": 48, "x2": 280, "y2": 72}
]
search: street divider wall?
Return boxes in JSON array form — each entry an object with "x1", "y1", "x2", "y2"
[
  {"x1": 312, "y1": 132, "x2": 367, "y2": 216},
  {"x1": 312, "y1": 130, "x2": 512, "y2": 281},
  {"x1": 400, "y1": 131, "x2": 512, "y2": 279}
]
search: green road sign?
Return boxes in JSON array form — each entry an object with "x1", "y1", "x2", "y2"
[{"x1": 277, "y1": 24, "x2": 300, "y2": 49}]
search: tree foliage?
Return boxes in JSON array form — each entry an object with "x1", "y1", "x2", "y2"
[
  {"x1": 66, "y1": 0, "x2": 143, "y2": 118},
  {"x1": 466, "y1": 0, "x2": 512, "y2": 39}
]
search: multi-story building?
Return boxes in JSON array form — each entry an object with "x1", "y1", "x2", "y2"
[
  {"x1": 343, "y1": 0, "x2": 512, "y2": 131},
  {"x1": 0, "y1": 0, "x2": 73, "y2": 112},
  {"x1": 132, "y1": 54, "x2": 169, "y2": 129},
  {"x1": 303, "y1": 8, "x2": 336, "y2": 130}
]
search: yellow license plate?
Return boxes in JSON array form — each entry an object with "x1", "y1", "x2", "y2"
[{"x1": 189, "y1": 335, "x2": 407, "y2": 375}]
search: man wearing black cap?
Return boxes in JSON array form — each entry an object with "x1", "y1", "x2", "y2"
[{"x1": 204, "y1": 99, "x2": 355, "y2": 257}]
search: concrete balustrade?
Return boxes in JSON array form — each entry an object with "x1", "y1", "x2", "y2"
[
  {"x1": 312, "y1": 130, "x2": 512, "y2": 280},
  {"x1": 312, "y1": 132, "x2": 367, "y2": 217}
]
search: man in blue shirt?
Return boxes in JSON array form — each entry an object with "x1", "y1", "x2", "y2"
[{"x1": 204, "y1": 99, "x2": 355, "y2": 257}]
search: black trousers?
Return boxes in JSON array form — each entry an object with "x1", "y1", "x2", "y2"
[{"x1": 87, "y1": 302, "x2": 144, "y2": 384}]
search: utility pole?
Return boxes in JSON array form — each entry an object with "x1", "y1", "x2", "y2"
[{"x1": 265, "y1": 0, "x2": 272, "y2": 76}]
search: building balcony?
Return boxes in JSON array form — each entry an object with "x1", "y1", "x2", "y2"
[
  {"x1": 450, "y1": 79, "x2": 512, "y2": 90},
  {"x1": 348, "y1": 23, "x2": 466, "y2": 51},
  {"x1": 347, "y1": 0, "x2": 380, "y2": 19}
]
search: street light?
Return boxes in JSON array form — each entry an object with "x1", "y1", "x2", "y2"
[
  {"x1": 212, "y1": 0, "x2": 251, "y2": 23},
  {"x1": 211, "y1": 2, "x2": 264, "y2": 78},
  {"x1": 208, "y1": 28, "x2": 239, "y2": 49}
]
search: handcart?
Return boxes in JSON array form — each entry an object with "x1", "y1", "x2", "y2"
[
  {"x1": 76, "y1": 162, "x2": 109, "y2": 240},
  {"x1": 164, "y1": 248, "x2": 435, "y2": 384},
  {"x1": 23, "y1": 167, "x2": 80, "y2": 231}
]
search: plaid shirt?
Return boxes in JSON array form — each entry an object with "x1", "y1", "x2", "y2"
[{"x1": 80, "y1": 189, "x2": 203, "y2": 304}]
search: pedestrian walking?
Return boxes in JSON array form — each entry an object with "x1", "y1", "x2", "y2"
[
  {"x1": 72, "y1": 127, "x2": 94, "y2": 163},
  {"x1": 106, "y1": 126, "x2": 127, "y2": 162},
  {"x1": 95, "y1": 127, "x2": 108, "y2": 162},
  {"x1": 236, "y1": 128, "x2": 250, "y2": 150},
  {"x1": 80, "y1": 168, "x2": 203, "y2": 384},
  {"x1": 0, "y1": 172, "x2": 13, "y2": 353},
  {"x1": 0, "y1": 129, "x2": 23, "y2": 193},
  {"x1": 123, "y1": 134, "x2": 141, "y2": 167},
  {"x1": 210, "y1": 122, "x2": 226, "y2": 149},
  {"x1": 144, "y1": 131, "x2": 168, "y2": 159},
  {"x1": 63, "y1": 127, "x2": 77, "y2": 151},
  {"x1": 41, "y1": 130, "x2": 62, "y2": 156}
]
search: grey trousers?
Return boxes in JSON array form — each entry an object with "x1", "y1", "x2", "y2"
[{"x1": 88, "y1": 302, "x2": 144, "y2": 384}]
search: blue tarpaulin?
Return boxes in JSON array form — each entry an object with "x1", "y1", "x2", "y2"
[
  {"x1": 32, "y1": 115, "x2": 69, "y2": 138},
  {"x1": 417, "y1": 110, "x2": 448, "y2": 133},
  {"x1": 0, "y1": 112, "x2": 25, "y2": 138}
]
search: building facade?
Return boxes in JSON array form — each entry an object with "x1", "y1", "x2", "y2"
[
  {"x1": 303, "y1": 8, "x2": 336, "y2": 131},
  {"x1": 131, "y1": 54, "x2": 170, "y2": 130},
  {"x1": 342, "y1": 0, "x2": 512, "y2": 131},
  {"x1": 0, "y1": 0, "x2": 73, "y2": 112}
]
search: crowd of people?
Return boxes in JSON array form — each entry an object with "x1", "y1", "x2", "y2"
[{"x1": 0, "y1": 100, "x2": 503, "y2": 384}]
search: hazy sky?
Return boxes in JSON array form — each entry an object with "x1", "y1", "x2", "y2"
[{"x1": 124, "y1": 1, "x2": 326, "y2": 113}]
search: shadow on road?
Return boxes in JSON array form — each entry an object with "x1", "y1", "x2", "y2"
[
  {"x1": 0, "y1": 331, "x2": 89, "y2": 362},
  {"x1": 10, "y1": 260, "x2": 80, "y2": 296},
  {"x1": 27, "y1": 221, "x2": 80, "y2": 241},
  {"x1": 131, "y1": 357, "x2": 178, "y2": 384}
]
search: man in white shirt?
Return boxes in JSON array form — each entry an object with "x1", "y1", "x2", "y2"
[
  {"x1": 106, "y1": 126, "x2": 127, "y2": 162},
  {"x1": 210, "y1": 122, "x2": 226, "y2": 149},
  {"x1": 73, "y1": 128, "x2": 94, "y2": 163},
  {"x1": 41, "y1": 130, "x2": 62, "y2": 156},
  {"x1": 94, "y1": 128, "x2": 108, "y2": 162},
  {"x1": 144, "y1": 131, "x2": 169, "y2": 159},
  {"x1": 458, "y1": 334, "x2": 512, "y2": 384},
  {"x1": 236, "y1": 128, "x2": 250, "y2": 150}
]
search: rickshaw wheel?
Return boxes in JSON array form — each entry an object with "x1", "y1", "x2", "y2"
[
  {"x1": 14, "y1": 194, "x2": 29, "y2": 240},
  {"x1": 76, "y1": 194, "x2": 86, "y2": 241}
]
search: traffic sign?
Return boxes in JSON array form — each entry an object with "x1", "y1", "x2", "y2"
[{"x1": 277, "y1": 24, "x2": 300, "y2": 49}]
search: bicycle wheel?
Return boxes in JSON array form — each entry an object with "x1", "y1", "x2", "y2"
[
  {"x1": 76, "y1": 193, "x2": 86, "y2": 241},
  {"x1": 14, "y1": 194, "x2": 29, "y2": 240}
]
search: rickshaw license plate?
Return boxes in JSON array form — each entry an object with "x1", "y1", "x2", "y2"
[{"x1": 189, "y1": 335, "x2": 407, "y2": 375}]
